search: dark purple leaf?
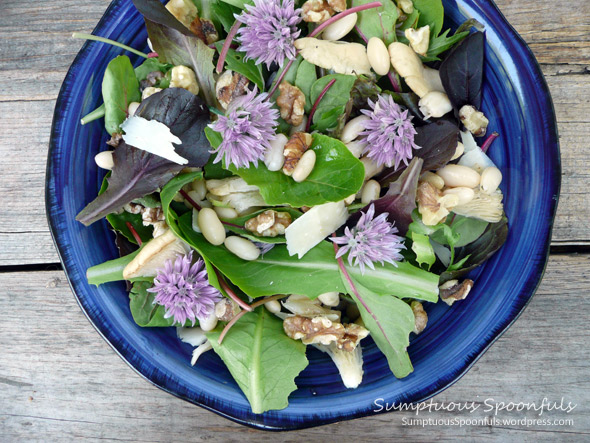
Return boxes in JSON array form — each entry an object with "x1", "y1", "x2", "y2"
[
  {"x1": 136, "y1": 88, "x2": 211, "y2": 166},
  {"x1": 439, "y1": 32, "x2": 484, "y2": 110},
  {"x1": 77, "y1": 89, "x2": 212, "y2": 226},
  {"x1": 352, "y1": 157, "x2": 423, "y2": 235},
  {"x1": 131, "y1": 0, "x2": 193, "y2": 36},
  {"x1": 378, "y1": 120, "x2": 459, "y2": 186}
]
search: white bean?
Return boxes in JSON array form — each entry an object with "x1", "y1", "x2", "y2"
[
  {"x1": 420, "y1": 171, "x2": 445, "y2": 190},
  {"x1": 292, "y1": 150, "x2": 316, "y2": 183},
  {"x1": 265, "y1": 134, "x2": 288, "y2": 171},
  {"x1": 197, "y1": 208, "x2": 226, "y2": 245},
  {"x1": 443, "y1": 187, "x2": 475, "y2": 205},
  {"x1": 191, "y1": 178, "x2": 207, "y2": 201},
  {"x1": 361, "y1": 156, "x2": 384, "y2": 180},
  {"x1": 127, "y1": 101, "x2": 140, "y2": 116},
  {"x1": 224, "y1": 236, "x2": 260, "y2": 261},
  {"x1": 367, "y1": 37, "x2": 390, "y2": 76},
  {"x1": 142, "y1": 87, "x2": 162, "y2": 100},
  {"x1": 345, "y1": 140, "x2": 366, "y2": 158},
  {"x1": 480, "y1": 166, "x2": 502, "y2": 194},
  {"x1": 341, "y1": 115, "x2": 370, "y2": 143},
  {"x1": 361, "y1": 180, "x2": 380, "y2": 204},
  {"x1": 451, "y1": 142, "x2": 465, "y2": 161},
  {"x1": 436, "y1": 164, "x2": 481, "y2": 188},
  {"x1": 264, "y1": 299, "x2": 282, "y2": 314},
  {"x1": 94, "y1": 151, "x2": 114, "y2": 170},
  {"x1": 318, "y1": 292, "x2": 340, "y2": 307},
  {"x1": 214, "y1": 206, "x2": 238, "y2": 219},
  {"x1": 199, "y1": 312, "x2": 218, "y2": 332},
  {"x1": 322, "y1": 13, "x2": 357, "y2": 41}
]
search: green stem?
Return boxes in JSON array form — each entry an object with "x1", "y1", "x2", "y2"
[
  {"x1": 72, "y1": 32, "x2": 148, "y2": 59},
  {"x1": 80, "y1": 104, "x2": 105, "y2": 125}
]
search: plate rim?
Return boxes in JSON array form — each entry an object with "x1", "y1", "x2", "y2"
[{"x1": 46, "y1": 0, "x2": 561, "y2": 431}]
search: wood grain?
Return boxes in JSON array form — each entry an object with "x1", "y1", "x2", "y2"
[
  {"x1": 0, "y1": 0, "x2": 589, "y2": 264},
  {"x1": 1, "y1": 254, "x2": 588, "y2": 440}
]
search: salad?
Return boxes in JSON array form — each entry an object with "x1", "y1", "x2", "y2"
[{"x1": 76, "y1": 0, "x2": 508, "y2": 414}]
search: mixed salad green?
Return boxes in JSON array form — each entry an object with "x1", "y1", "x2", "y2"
[{"x1": 77, "y1": 0, "x2": 508, "y2": 413}]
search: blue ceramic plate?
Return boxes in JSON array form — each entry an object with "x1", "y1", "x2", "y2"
[{"x1": 46, "y1": 0, "x2": 560, "y2": 430}]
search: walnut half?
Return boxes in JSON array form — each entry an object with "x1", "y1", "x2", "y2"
[
  {"x1": 283, "y1": 315, "x2": 369, "y2": 351},
  {"x1": 301, "y1": 0, "x2": 345, "y2": 23},
  {"x1": 283, "y1": 132, "x2": 312, "y2": 176},
  {"x1": 277, "y1": 81, "x2": 306, "y2": 126},
  {"x1": 440, "y1": 279, "x2": 474, "y2": 306},
  {"x1": 417, "y1": 181, "x2": 459, "y2": 226},
  {"x1": 244, "y1": 210, "x2": 292, "y2": 237}
]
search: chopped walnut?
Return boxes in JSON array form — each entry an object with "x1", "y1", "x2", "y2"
[
  {"x1": 244, "y1": 210, "x2": 292, "y2": 237},
  {"x1": 106, "y1": 133, "x2": 123, "y2": 148},
  {"x1": 440, "y1": 279, "x2": 473, "y2": 306},
  {"x1": 301, "y1": 0, "x2": 334, "y2": 23},
  {"x1": 283, "y1": 132, "x2": 312, "y2": 176},
  {"x1": 124, "y1": 203, "x2": 166, "y2": 235},
  {"x1": 411, "y1": 301, "x2": 428, "y2": 334},
  {"x1": 417, "y1": 181, "x2": 459, "y2": 226},
  {"x1": 459, "y1": 105, "x2": 489, "y2": 137},
  {"x1": 328, "y1": 0, "x2": 346, "y2": 12},
  {"x1": 189, "y1": 16, "x2": 218, "y2": 44},
  {"x1": 277, "y1": 81, "x2": 306, "y2": 126},
  {"x1": 216, "y1": 71, "x2": 250, "y2": 110},
  {"x1": 215, "y1": 299, "x2": 240, "y2": 322},
  {"x1": 141, "y1": 207, "x2": 165, "y2": 225},
  {"x1": 283, "y1": 315, "x2": 369, "y2": 351}
]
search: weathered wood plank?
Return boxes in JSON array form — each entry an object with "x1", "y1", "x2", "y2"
[
  {"x1": 1, "y1": 0, "x2": 589, "y2": 264},
  {"x1": 1, "y1": 254, "x2": 589, "y2": 440}
]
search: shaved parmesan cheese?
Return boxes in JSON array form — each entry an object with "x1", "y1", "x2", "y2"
[
  {"x1": 285, "y1": 201, "x2": 348, "y2": 258},
  {"x1": 457, "y1": 131, "x2": 496, "y2": 173},
  {"x1": 121, "y1": 115, "x2": 187, "y2": 165}
]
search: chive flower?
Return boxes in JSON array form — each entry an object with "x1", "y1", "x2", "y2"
[
  {"x1": 209, "y1": 87, "x2": 279, "y2": 169},
  {"x1": 235, "y1": 0, "x2": 302, "y2": 68},
  {"x1": 331, "y1": 204, "x2": 405, "y2": 274},
  {"x1": 359, "y1": 94, "x2": 420, "y2": 169},
  {"x1": 148, "y1": 251, "x2": 222, "y2": 326}
]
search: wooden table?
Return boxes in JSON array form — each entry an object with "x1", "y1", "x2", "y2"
[{"x1": 2, "y1": 0, "x2": 589, "y2": 440}]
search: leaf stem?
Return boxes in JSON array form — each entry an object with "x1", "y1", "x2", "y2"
[
  {"x1": 125, "y1": 221, "x2": 143, "y2": 246},
  {"x1": 214, "y1": 268, "x2": 253, "y2": 312},
  {"x1": 218, "y1": 294, "x2": 287, "y2": 344},
  {"x1": 216, "y1": 20, "x2": 241, "y2": 74},
  {"x1": 80, "y1": 104, "x2": 106, "y2": 125},
  {"x1": 306, "y1": 78, "x2": 337, "y2": 132},
  {"x1": 481, "y1": 131, "x2": 499, "y2": 153},
  {"x1": 72, "y1": 32, "x2": 149, "y2": 58}
]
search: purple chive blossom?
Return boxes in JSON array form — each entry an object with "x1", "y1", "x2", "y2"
[
  {"x1": 147, "y1": 251, "x2": 222, "y2": 326},
  {"x1": 235, "y1": 0, "x2": 302, "y2": 68},
  {"x1": 254, "y1": 242, "x2": 275, "y2": 256},
  {"x1": 331, "y1": 204, "x2": 405, "y2": 274},
  {"x1": 359, "y1": 94, "x2": 420, "y2": 170},
  {"x1": 209, "y1": 87, "x2": 279, "y2": 169}
]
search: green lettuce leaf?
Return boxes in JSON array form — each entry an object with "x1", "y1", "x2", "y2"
[
  {"x1": 102, "y1": 55, "x2": 141, "y2": 135},
  {"x1": 206, "y1": 307, "x2": 308, "y2": 414}
]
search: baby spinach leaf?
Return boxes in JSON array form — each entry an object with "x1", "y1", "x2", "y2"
[
  {"x1": 133, "y1": 0, "x2": 217, "y2": 106},
  {"x1": 206, "y1": 307, "x2": 308, "y2": 414},
  {"x1": 106, "y1": 212, "x2": 154, "y2": 244},
  {"x1": 352, "y1": 0, "x2": 398, "y2": 45},
  {"x1": 218, "y1": 0, "x2": 251, "y2": 9},
  {"x1": 439, "y1": 31, "x2": 485, "y2": 110},
  {"x1": 270, "y1": 56, "x2": 302, "y2": 98},
  {"x1": 295, "y1": 60, "x2": 317, "y2": 113},
  {"x1": 160, "y1": 170, "x2": 203, "y2": 238},
  {"x1": 310, "y1": 74, "x2": 356, "y2": 132},
  {"x1": 214, "y1": 41, "x2": 264, "y2": 90},
  {"x1": 413, "y1": 0, "x2": 444, "y2": 37},
  {"x1": 134, "y1": 57, "x2": 172, "y2": 82},
  {"x1": 341, "y1": 274, "x2": 415, "y2": 378},
  {"x1": 178, "y1": 212, "x2": 440, "y2": 302},
  {"x1": 431, "y1": 214, "x2": 489, "y2": 248},
  {"x1": 224, "y1": 133, "x2": 365, "y2": 207},
  {"x1": 409, "y1": 231, "x2": 436, "y2": 270},
  {"x1": 211, "y1": 1, "x2": 241, "y2": 33},
  {"x1": 440, "y1": 216, "x2": 508, "y2": 282},
  {"x1": 129, "y1": 281, "x2": 179, "y2": 327},
  {"x1": 102, "y1": 56, "x2": 141, "y2": 135}
]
